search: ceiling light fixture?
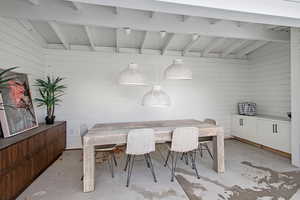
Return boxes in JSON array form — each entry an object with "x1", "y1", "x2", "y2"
[
  {"x1": 142, "y1": 85, "x2": 171, "y2": 107},
  {"x1": 118, "y1": 63, "x2": 147, "y2": 85},
  {"x1": 124, "y1": 27, "x2": 131, "y2": 35},
  {"x1": 164, "y1": 59, "x2": 192, "y2": 80},
  {"x1": 160, "y1": 30, "x2": 167, "y2": 38}
]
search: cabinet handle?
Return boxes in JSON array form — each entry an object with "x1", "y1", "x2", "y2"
[
  {"x1": 272, "y1": 124, "x2": 275, "y2": 133},
  {"x1": 275, "y1": 124, "x2": 278, "y2": 133},
  {"x1": 239, "y1": 119, "x2": 243, "y2": 126}
]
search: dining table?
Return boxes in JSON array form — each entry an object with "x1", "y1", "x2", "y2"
[{"x1": 82, "y1": 119, "x2": 225, "y2": 192}]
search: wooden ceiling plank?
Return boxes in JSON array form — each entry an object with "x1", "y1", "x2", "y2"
[
  {"x1": 221, "y1": 40, "x2": 248, "y2": 57},
  {"x1": 237, "y1": 41, "x2": 269, "y2": 57}
]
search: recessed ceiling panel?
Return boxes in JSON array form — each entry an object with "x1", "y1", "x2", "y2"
[
  {"x1": 92, "y1": 26, "x2": 115, "y2": 47},
  {"x1": 190, "y1": 36, "x2": 214, "y2": 51},
  {"x1": 142, "y1": 31, "x2": 169, "y2": 50},
  {"x1": 30, "y1": 20, "x2": 61, "y2": 44},
  {"x1": 167, "y1": 34, "x2": 191, "y2": 51},
  {"x1": 118, "y1": 29, "x2": 144, "y2": 48},
  {"x1": 59, "y1": 23, "x2": 89, "y2": 45},
  {"x1": 212, "y1": 38, "x2": 236, "y2": 53}
]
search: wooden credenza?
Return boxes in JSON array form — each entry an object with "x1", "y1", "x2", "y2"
[{"x1": 0, "y1": 121, "x2": 66, "y2": 200}]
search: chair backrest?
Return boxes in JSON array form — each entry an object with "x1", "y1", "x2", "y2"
[
  {"x1": 204, "y1": 118, "x2": 217, "y2": 125},
  {"x1": 171, "y1": 127, "x2": 199, "y2": 152},
  {"x1": 126, "y1": 128, "x2": 155, "y2": 155},
  {"x1": 80, "y1": 124, "x2": 89, "y2": 146}
]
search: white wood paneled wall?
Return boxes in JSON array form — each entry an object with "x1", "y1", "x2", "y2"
[
  {"x1": 248, "y1": 42, "x2": 291, "y2": 117},
  {"x1": 44, "y1": 49, "x2": 251, "y2": 148},
  {"x1": 291, "y1": 28, "x2": 300, "y2": 167},
  {"x1": 0, "y1": 17, "x2": 46, "y2": 121}
]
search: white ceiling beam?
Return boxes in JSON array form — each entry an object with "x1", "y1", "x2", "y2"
[
  {"x1": 115, "y1": 28, "x2": 120, "y2": 53},
  {"x1": 182, "y1": 34, "x2": 200, "y2": 56},
  {"x1": 1, "y1": 0, "x2": 290, "y2": 42},
  {"x1": 203, "y1": 38, "x2": 226, "y2": 56},
  {"x1": 221, "y1": 40, "x2": 248, "y2": 57},
  {"x1": 71, "y1": 2, "x2": 82, "y2": 11},
  {"x1": 161, "y1": 33, "x2": 175, "y2": 55},
  {"x1": 266, "y1": 25, "x2": 280, "y2": 30},
  {"x1": 140, "y1": 31, "x2": 148, "y2": 54},
  {"x1": 48, "y1": 21, "x2": 69, "y2": 50},
  {"x1": 207, "y1": 18, "x2": 221, "y2": 25},
  {"x1": 65, "y1": 0, "x2": 300, "y2": 28},
  {"x1": 27, "y1": 0, "x2": 39, "y2": 5},
  {"x1": 46, "y1": 45, "x2": 249, "y2": 62},
  {"x1": 84, "y1": 26, "x2": 96, "y2": 51},
  {"x1": 237, "y1": 41, "x2": 269, "y2": 57},
  {"x1": 17, "y1": 19, "x2": 47, "y2": 47}
]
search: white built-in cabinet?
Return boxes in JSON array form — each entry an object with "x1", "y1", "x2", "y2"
[{"x1": 231, "y1": 114, "x2": 291, "y2": 153}]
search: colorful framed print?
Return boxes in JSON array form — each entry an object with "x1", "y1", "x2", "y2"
[{"x1": 0, "y1": 70, "x2": 38, "y2": 137}]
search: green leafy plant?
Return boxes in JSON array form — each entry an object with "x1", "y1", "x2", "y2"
[
  {"x1": 34, "y1": 76, "x2": 66, "y2": 124},
  {"x1": 0, "y1": 67, "x2": 18, "y2": 89}
]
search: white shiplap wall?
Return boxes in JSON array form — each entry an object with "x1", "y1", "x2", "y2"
[
  {"x1": 45, "y1": 50, "x2": 251, "y2": 148},
  {"x1": 0, "y1": 17, "x2": 45, "y2": 121},
  {"x1": 248, "y1": 42, "x2": 291, "y2": 118}
]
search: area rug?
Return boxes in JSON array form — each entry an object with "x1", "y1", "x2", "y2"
[{"x1": 175, "y1": 161, "x2": 300, "y2": 200}]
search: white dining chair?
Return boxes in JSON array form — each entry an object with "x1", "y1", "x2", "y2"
[
  {"x1": 164, "y1": 127, "x2": 200, "y2": 181},
  {"x1": 124, "y1": 128, "x2": 157, "y2": 187},
  {"x1": 80, "y1": 124, "x2": 118, "y2": 178}
]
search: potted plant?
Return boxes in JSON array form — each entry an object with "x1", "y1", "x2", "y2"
[{"x1": 35, "y1": 76, "x2": 66, "y2": 124}]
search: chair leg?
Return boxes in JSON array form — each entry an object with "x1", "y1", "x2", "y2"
[
  {"x1": 124, "y1": 155, "x2": 131, "y2": 171},
  {"x1": 191, "y1": 150, "x2": 200, "y2": 179},
  {"x1": 180, "y1": 153, "x2": 184, "y2": 160},
  {"x1": 205, "y1": 143, "x2": 214, "y2": 160},
  {"x1": 189, "y1": 152, "x2": 195, "y2": 169},
  {"x1": 146, "y1": 153, "x2": 157, "y2": 183},
  {"x1": 198, "y1": 144, "x2": 203, "y2": 158},
  {"x1": 112, "y1": 152, "x2": 118, "y2": 167},
  {"x1": 144, "y1": 154, "x2": 150, "y2": 168},
  {"x1": 107, "y1": 152, "x2": 114, "y2": 178},
  {"x1": 184, "y1": 152, "x2": 189, "y2": 165},
  {"x1": 126, "y1": 155, "x2": 135, "y2": 187},
  {"x1": 171, "y1": 152, "x2": 178, "y2": 182},
  {"x1": 164, "y1": 150, "x2": 171, "y2": 167}
]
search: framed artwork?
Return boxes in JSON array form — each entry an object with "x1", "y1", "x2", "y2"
[{"x1": 0, "y1": 70, "x2": 38, "y2": 137}]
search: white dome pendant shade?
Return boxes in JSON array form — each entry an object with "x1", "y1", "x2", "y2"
[
  {"x1": 118, "y1": 63, "x2": 147, "y2": 85},
  {"x1": 164, "y1": 59, "x2": 192, "y2": 80},
  {"x1": 142, "y1": 85, "x2": 171, "y2": 107}
]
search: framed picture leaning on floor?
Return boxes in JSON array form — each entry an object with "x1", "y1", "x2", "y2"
[{"x1": 0, "y1": 70, "x2": 38, "y2": 138}]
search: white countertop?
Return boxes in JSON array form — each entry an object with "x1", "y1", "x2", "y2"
[{"x1": 234, "y1": 114, "x2": 291, "y2": 122}]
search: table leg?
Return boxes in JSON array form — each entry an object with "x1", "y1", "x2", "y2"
[
  {"x1": 212, "y1": 133, "x2": 225, "y2": 173},
  {"x1": 83, "y1": 145, "x2": 95, "y2": 192}
]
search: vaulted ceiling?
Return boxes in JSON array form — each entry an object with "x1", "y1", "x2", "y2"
[{"x1": 1, "y1": 0, "x2": 291, "y2": 60}]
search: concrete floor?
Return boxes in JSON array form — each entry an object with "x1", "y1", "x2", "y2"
[{"x1": 18, "y1": 140, "x2": 300, "y2": 200}]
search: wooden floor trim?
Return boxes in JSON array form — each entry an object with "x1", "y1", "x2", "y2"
[{"x1": 232, "y1": 136, "x2": 291, "y2": 159}]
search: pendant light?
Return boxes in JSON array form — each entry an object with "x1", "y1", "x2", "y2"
[
  {"x1": 142, "y1": 85, "x2": 171, "y2": 107},
  {"x1": 164, "y1": 59, "x2": 192, "y2": 80},
  {"x1": 118, "y1": 63, "x2": 147, "y2": 85},
  {"x1": 118, "y1": 27, "x2": 147, "y2": 85}
]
